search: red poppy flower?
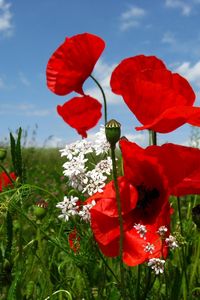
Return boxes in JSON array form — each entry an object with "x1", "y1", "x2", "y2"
[
  {"x1": 68, "y1": 229, "x2": 80, "y2": 252},
  {"x1": 57, "y1": 95, "x2": 102, "y2": 138},
  {"x1": 0, "y1": 172, "x2": 16, "y2": 192},
  {"x1": 144, "y1": 143, "x2": 200, "y2": 196},
  {"x1": 87, "y1": 145, "x2": 170, "y2": 266},
  {"x1": 88, "y1": 139, "x2": 200, "y2": 266},
  {"x1": 110, "y1": 55, "x2": 200, "y2": 133},
  {"x1": 46, "y1": 33, "x2": 105, "y2": 96}
]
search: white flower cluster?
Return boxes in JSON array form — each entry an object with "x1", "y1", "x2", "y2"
[
  {"x1": 165, "y1": 235, "x2": 179, "y2": 249},
  {"x1": 56, "y1": 196, "x2": 79, "y2": 221},
  {"x1": 144, "y1": 242, "x2": 155, "y2": 254},
  {"x1": 148, "y1": 258, "x2": 165, "y2": 275},
  {"x1": 79, "y1": 200, "x2": 96, "y2": 222},
  {"x1": 134, "y1": 223, "x2": 147, "y2": 239},
  {"x1": 60, "y1": 126, "x2": 112, "y2": 196},
  {"x1": 56, "y1": 196, "x2": 96, "y2": 223},
  {"x1": 157, "y1": 226, "x2": 168, "y2": 237}
]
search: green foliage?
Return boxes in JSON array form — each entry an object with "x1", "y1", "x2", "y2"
[{"x1": 0, "y1": 129, "x2": 200, "y2": 299}]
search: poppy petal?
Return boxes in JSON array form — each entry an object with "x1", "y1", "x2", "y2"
[
  {"x1": 0, "y1": 172, "x2": 16, "y2": 192},
  {"x1": 136, "y1": 106, "x2": 200, "y2": 133},
  {"x1": 57, "y1": 96, "x2": 102, "y2": 138},
  {"x1": 111, "y1": 55, "x2": 196, "y2": 133},
  {"x1": 146, "y1": 143, "x2": 200, "y2": 196},
  {"x1": 47, "y1": 33, "x2": 105, "y2": 96},
  {"x1": 120, "y1": 139, "x2": 169, "y2": 224},
  {"x1": 110, "y1": 55, "x2": 167, "y2": 96}
]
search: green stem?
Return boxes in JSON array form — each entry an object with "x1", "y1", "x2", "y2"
[
  {"x1": 148, "y1": 130, "x2": 157, "y2": 146},
  {"x1": 90, "y1": 74, "x2": 108, "y2": 124},
  {"x1": 110, "y1": 145, "x2": 126, "y2": 299},
  {"x1": 136, "y1": 264, "x2": 141, "y2": 300},
  {"x1": 95, "y1": 244, "x2": 120, "y2": 284},
  {"x1": 177, "y1": 196, "x2": 189, "y2": 295},
  {"x1": 152, "y1": 130, "x2": 157, "y2": 145}
]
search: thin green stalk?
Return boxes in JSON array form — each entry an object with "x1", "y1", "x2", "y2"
[
  {"x1": 189, "y1": 234, "x2": 200, "y2": 287},
  {"x1": 110, "y1": 145, "x2": 126, "y2": 299},
  {"x1": 177, "y1": 196, "x2": 189, "y2": 296},
  {"x1": 90, "y1": 74, "x2": 107, "y2": 124},
  {"x1": 136, "y1": 264, "x2": 141, "y2": 300},
  {"x1": 177, "y1": 196, "x2": 183, "y2": 235},
  {"x1": 95, "y1": 244, "x2": 120, "y2": 284},
  {"x1": 152, "y1": 130, "x2": 157, "y2": 145}
]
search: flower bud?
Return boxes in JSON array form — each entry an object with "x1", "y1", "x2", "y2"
[
  {"x1": 0, "y1": 148, "x2": 7, "y2": 160},
  {"x1": 105, "y1": 119, "x2": 121, "y2": 147},
  {"x1": 192, "y1": 204, "x2": 200, "y2": 230},
  {"x1": 33, "y1": 200, "x2": 48, "y2": 219}
]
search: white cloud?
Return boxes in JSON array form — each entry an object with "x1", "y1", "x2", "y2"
[
  {"x1": 0, "y1": 0, "x2": 13, "y2": 36},
  {"x1": 43, "y1": 136, "x2": 65, "y2": 148},
  {"x1": 0, "y1": 103, "x2": 52, "y2": 116},
  {"x1": 120, "y1": 6, "x2": 146, "y2": 31},
  {"x1": 165, "y1": 0, "x2": 191, "y2": 16},
  {"x1": 162, "y1": 32, "x2": 176, "y2": 45},
  {"x1": 175, "y1": 61, "x2": 200, "y2": 87},
  {"x1": 85, "y1": 59, "x2": 122, "y2": 105},
  {"x1": 124, "y1": 132, "x2": 148, "y2": 147},
  {"x1": 19, "y1": 72, "x2": 31, "y2": 86}
]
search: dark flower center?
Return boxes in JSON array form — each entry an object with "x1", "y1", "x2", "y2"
[{"x1": 136, "y1": 185, "x2": 160, "y2": 210}]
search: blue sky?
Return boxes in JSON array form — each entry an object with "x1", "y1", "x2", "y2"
[{"x1": 1, "y1": 0, "x2": 200, "y2": 147}]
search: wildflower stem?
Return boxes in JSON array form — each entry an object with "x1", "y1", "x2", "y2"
[
  {"x1": 110, "y1": 144, "x2": 126, "y2": 299},
  {"x1": 90, "y1": 74, "x2": 108, "y2": 124},
  {"x1": 177, "y1": 196, "x2": 183, "y2": 235},
  {"x1": 136, "y1": 264, "x2": 141, "y2": 299},
  {"x1": 177, "y1": 196, "x2": 189, "y2": 295}
]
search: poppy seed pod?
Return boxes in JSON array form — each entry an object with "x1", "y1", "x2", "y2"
[
  {"x1": 105, "y1": 119, "x2": 121, "y2": 147},
  {"x1": 0, "y1": 148, "x2": 7, "y2": 161},
  {"x1": 33, "y1": 200, "x2": 48, "y2": 219}
]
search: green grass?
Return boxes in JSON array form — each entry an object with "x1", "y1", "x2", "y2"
[{"x1": 0, "y1": 144, "x2": 200, "y2": 300}]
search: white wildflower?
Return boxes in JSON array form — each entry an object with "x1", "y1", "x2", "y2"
[
  {"x1": 93, "y1": 125, "x2": 110, "y2": 155},
  {"x1": 95, "y1": 157, "x2": 112, "y2": 175},
  {"x1": 148, "y1": 258, "x2": 165, "y2": 275},
  {"x1": 144, "y1": 242, "x2": 155, "y2": 254},
  {"x1": 134, "y1": 223, "x2": 147, "y2": 239},
  {"x1": 83, "y1": 170, "x2": 107, "y2": 196},
  {"x1": 157, "y1": 226, "x2": 168, "y2": 237},
  {"x1": 79, "y1": 200, "x2": 96, "y2": 222},
  {"x1": 63, "y1": 154, "x2": 87, "y2": 177},
  {"x1": 165, "y1": 235, "x2": 179, "y2": 249},
  {"x1": 56, "y1": 196, "x2": 79, "y2": 221},
  {"x1": 60, "y1": 126, "x2": 111, "y2": 196}
]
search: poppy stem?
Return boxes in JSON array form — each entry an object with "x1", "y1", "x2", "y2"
[
  {"x1": 90, "y1": 75, "x2": 108, "y2": 124},
  {"x1": 177, "y1": 196, "x2": 189, "y2": 294},
  {"x1": 110, "y1": 144, "x2": 126, "y2": 299},
  {"x1": 150, "y1": 130, "x2": 157, "y2": 145}
]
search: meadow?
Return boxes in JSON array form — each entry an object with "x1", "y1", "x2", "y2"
[
  {"x1": 1, "y1": 33, "x2": 200, "y2": 300},
  {"x1": 0, "y1": 127, "x2": 199, "y2": 300}
]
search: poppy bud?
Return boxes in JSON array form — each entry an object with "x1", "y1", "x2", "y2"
[
  {"x1": 0, "y1": 148, "x2": 7, "y2": 160},
  {"x1": 33, "y1": 200, "x2": 48, "y2": 219},
  {"x1": 192, "y1": 204, "x2": 200, "y2": 230},
  {"x1": 105, "y1": 119, "x2": 121, "y2": 147}
]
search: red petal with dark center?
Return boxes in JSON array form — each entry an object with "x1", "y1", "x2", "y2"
[{"x1": 119, "y1": 139, "x2": 169, "y2": 224}]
